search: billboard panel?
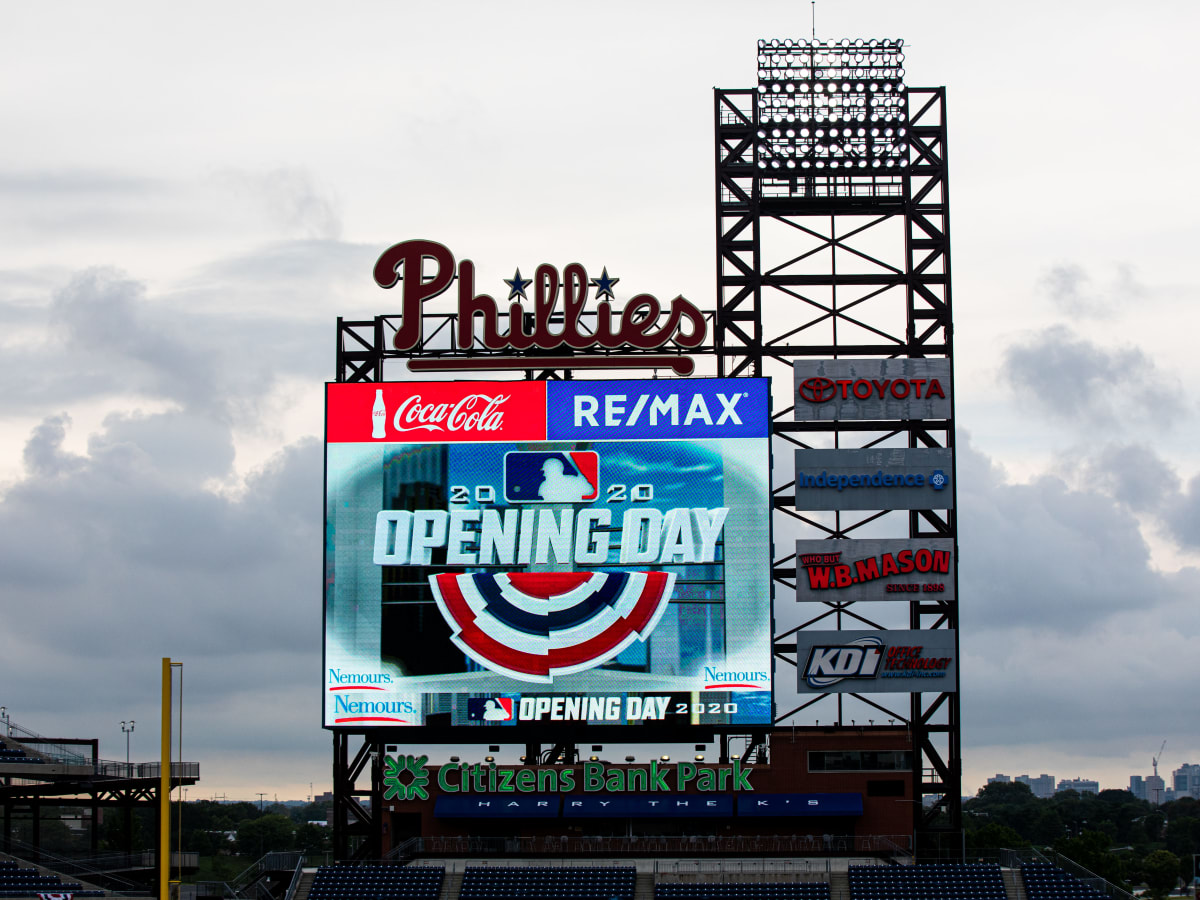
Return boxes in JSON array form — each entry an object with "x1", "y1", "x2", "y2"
[
  {"x1": 794, "y1": 448, "x2": 953, "y2": 510},
  {"x1": 795, "y1": 539, "x2": 955, "y2": 602},
  {"x1": 794, "y1": 629, "x2": 957, "y2": 694},
  {"x1": 325, "y1": 379, "x2": 773, "y2": 731},
  {"x1": 793, "y1": 359, "x2": 952, "y2": 421}
]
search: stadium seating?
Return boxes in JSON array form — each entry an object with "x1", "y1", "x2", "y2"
[
  {"x1": 656, "y1": 882, "x2": 831, "y2": 900},
  {"x1": 0, "y1": 740, "x2": 44, "y2": 764},
  {"x1": 0, "y1": 859, "x2": 104, "y2": 897},
  {"x1": 1020, "y1": 861, "x2": 1108, "y2": 900},
  {"x1": 308, "y1": 864, "x2": 445, "y2": 900},
  {"x1": 849, "y1": 863, "x2": 1006, "y2": 900},
  {"x1": 460, "y1": 865, "x2": 636, "y2": 900}
]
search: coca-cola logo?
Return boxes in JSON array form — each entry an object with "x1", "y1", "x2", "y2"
[
  {"x1": 392, "y1": 393, "x2": 509, "y2": 434},
  {"x1": 798, "y1": 377, "x2": 837, "y2": 403},
  {"x1": 373, "y1": 239, "x2": 707, "y2": 375}
]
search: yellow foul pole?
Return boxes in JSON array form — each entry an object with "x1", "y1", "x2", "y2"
[{"x1": 159, "y1": 657, "x2": 171, "y2": 900}]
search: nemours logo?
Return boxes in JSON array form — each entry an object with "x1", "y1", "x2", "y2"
[
  {"x1": 703, "y1": 666, "x2": 770, "y2": 691},
  {"x1": 327, "y1": 669, "x2": 393, "y2": 690},
  {"x1": 373, "y1": 239, "x2": 707, "y2": 375},
  {"x1": 331, "y1": 695, "x2": 417, "y2": 724}
]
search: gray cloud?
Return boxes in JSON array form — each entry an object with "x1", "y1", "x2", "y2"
[
  {"x1": 958, "y1": 437, "x2": 1169, "y2": 632},
  {"x1": 1001, "y1": 324, "x2": 1182, "y2": 426},
  {"x1": 213, "y1": 167, "x2": 342, "y2": 241},
  {"x1": 0, "y1": 259, "x2": 335, "y2": 420},
  {"x1": 0, "y1": 408, "x2": 325, "y2": 763},
  {"x1": 1074, "y1": 442, "x2": 1200, "y2": 551},
  {"x1": 1081, "y1": 442, "x2": 1181, "y2": 513},
  {"x1": 1040, "y1": 263, "x2": 1145, "y2": 319}
]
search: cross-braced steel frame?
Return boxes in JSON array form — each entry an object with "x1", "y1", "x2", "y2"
[
  {"x1": 713, "y1": 82, "x2": 960, "y2": 857},
  {"x1": 328, "y1": 78, "x2": 958, "y2": 864}
]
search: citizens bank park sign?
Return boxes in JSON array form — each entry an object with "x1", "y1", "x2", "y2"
[{"x1": 323, "y1": 378, "x2": 774, "y2": 732}]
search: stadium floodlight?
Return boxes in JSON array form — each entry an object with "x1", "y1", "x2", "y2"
[
  {"x1": 625, "y1": 755, "x2": 635, "y2": 763},
  {"x1": 120, "y1": 720, "x2": 135, "y2": 769}
]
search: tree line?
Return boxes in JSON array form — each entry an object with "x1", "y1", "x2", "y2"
[{"x1": 965, "y1": 782, "x2": 1200, "y2": 896}]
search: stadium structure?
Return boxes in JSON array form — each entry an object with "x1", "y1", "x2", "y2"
[{"x1": 0, "y1": 34, "x2": 1139, "y2": 900}]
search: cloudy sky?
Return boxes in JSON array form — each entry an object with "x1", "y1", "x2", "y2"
[{"x1": 2, "y1": 0, "x2": 1197, "y2": 802}]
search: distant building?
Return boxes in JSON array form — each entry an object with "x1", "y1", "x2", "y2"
[
  {"x1": 987, "y1": 774, "x2": 1012, "y2": 784},
  {"x1": 1130, "y1": 775, "x2": 1146, "y2": 801},
  {"x1": 1017, "y1": 774, "x2": 1056, "y2": 800},
  {"x1": 1146, "y1": 774, "x2": 1165, "y2": 805},
  {"x1": 1056, "y1": 778, "x2": 1099, "y2": 795},
  {"x1": 1172, "y1": 763, "x2": 1200, "y2": 800}
]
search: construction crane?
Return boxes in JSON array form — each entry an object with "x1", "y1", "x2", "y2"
[{"x1": 1149, "y1": 740, "x2": 1167, "y2": 805}]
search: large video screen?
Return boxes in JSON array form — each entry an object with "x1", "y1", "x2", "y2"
[{"x1": 324, "y1": 378, "x2": 773, "y2": 732}]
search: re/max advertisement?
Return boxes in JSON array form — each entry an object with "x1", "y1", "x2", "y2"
[{"x1": 324, "y1": 379, "x2": 773, "y2": 731}]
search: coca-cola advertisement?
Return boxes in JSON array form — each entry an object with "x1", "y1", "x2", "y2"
[{"x1": 323, "y1": 379, "x2": 773, "y2": 733}]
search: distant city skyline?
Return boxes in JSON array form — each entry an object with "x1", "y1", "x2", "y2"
[{"x1": 983, "y1": 761, "x2": 1199, "y2": 803}]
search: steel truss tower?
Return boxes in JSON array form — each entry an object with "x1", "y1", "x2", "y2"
[{"x1": 714, "y1": 39, "x2": 960, "y2": 856}]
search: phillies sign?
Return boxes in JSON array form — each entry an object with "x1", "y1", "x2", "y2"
[
  {"x1": 794, "y1": 359, "x2": 952, "y2": 421},
  {"x1": 374, "y1": 239, "x2": 707, "y2": 375}
]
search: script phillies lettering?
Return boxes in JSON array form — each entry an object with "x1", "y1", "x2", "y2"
[{"x1": 373, "y1": 239, "x2": 706, "y2": 362}]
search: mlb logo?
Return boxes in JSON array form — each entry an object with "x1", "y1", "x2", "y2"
[
  {"x1": 467, "y1": 697, "x2": 514, "y2": 722},
  {"x1": 504, "y1": 451, "x2": 598, "y2": 503}
]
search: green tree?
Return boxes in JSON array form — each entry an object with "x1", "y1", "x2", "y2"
[
  {"x1": 966, "y1": 822, "x2": 1030, "y2": 852},
  {"x1": 294, "y1": 823, "x2": 328, "y2": 855},
  {"x1": 1053, "y1": 830, "x2": 1127, "y2": 888},
  {"x1": 235, "y1": 814, "x2": 295, "y2": 857},
  {"x1": 1140, "y1": 849, "x2": 1180, "y2": 900}
]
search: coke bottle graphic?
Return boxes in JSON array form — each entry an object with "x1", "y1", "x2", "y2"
[{"x1": 371, "y1": 388, "x2": 387, "y2": 439}]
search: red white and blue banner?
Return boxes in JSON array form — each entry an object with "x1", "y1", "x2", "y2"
[{"x1": 324, "y1": 379, "x2": 773, "y2": 730}]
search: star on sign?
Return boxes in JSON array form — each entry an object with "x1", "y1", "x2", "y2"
[
  {"x1": 504, "y1": 268, "x2": 532, "y2": 300},
  {"x1": 589, "y1": 267, "x2": 619, "y2": 300}
]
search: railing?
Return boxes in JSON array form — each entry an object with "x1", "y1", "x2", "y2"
[
  {"x1": 384, "y1": 838, "x2": 421, "y2": 864},
  {"x1": 994, "y1": 848, "x2": 1133, "y2": 900},
  {"x1": 228, "y1": 851, "x2": 308, "y2": 900},
  {"x1": 196, "y1": 881, "x2": 239, "y2": 899},
  {"x1": 0, "y1": 838, "x2": 143, "y2": 892},
  {"x1": 282, "y1": 856, "x2": 308, "y2": 900},
  {"x1": 1, "y1": 721, "x2": 90, "y2": 766},
  {"x1": 383, "y1": 834, "x2": 913, "y2": 859}
]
